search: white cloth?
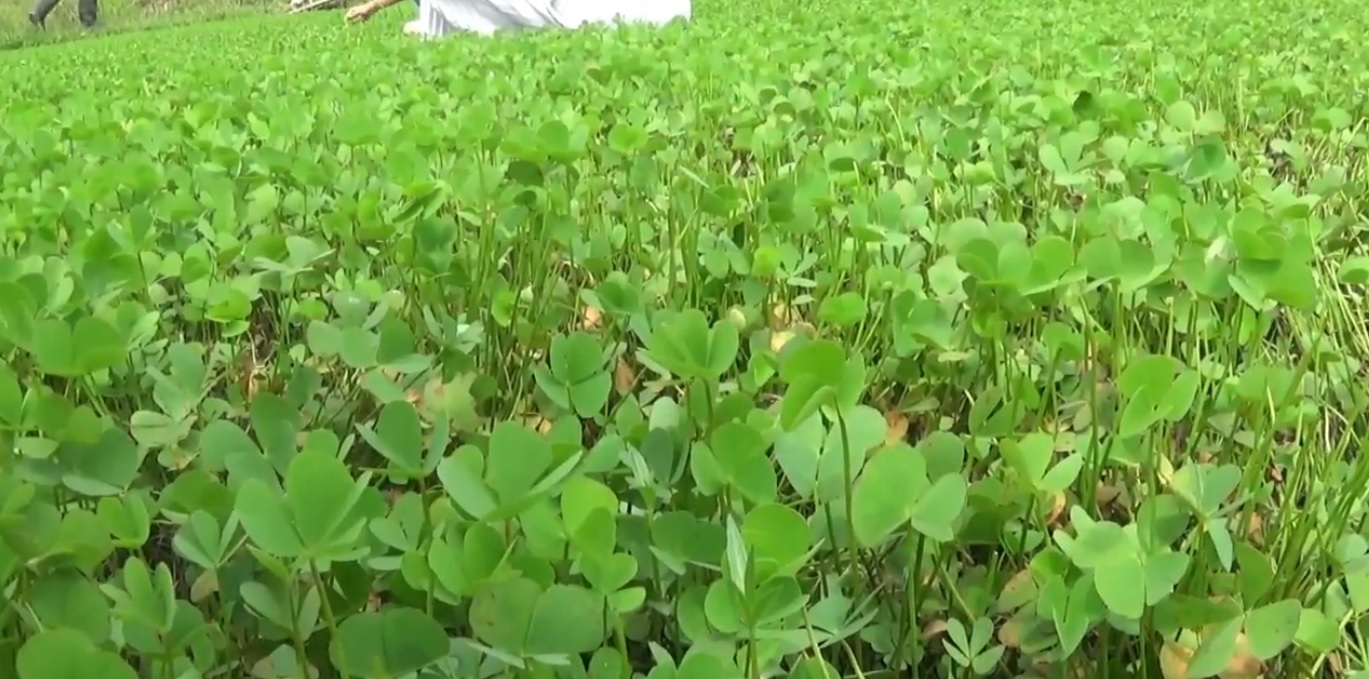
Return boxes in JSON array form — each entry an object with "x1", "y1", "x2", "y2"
[{"x1": 415, "y1": 0, "x2": 688, "y2": 38}]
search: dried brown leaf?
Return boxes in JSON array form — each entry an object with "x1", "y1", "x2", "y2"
[
  {"x1": 998, "y1": 617, "x2": 1024, "y2": 648},
  {"x1": 920, "y1": 619, "x2": 949, "y2": 640},
  {"x1": 1222, "y1": 632, "x2": 1261, "y2": 679},
  {"x1": 581, "y1": 306, "x2": 604, "y2": 331},
  {"x1": 1045, "y1": 492, "x2": 1067, "y2": 525},
  {"x1": 770, "y1": 330, "x2": 797, "y2": 354},
  {"x1": 771, "y1": 303, "x2": 792, "y2": 328},
  {"x1": 1244, "y1": 512, "x2": 1264, "y2": 546},
  {"x1": 1160, "y1": 641, "x2": 1193, "y2": 679},
  {"x1": 614, "y1": 358, "x2": 637, "y2": 395},
  {"x1": 1095, "y1": 482, "x2": 1121, "y2": 506},
  {"x1": 884, "y1": 410, "x2": 909, "y2": 447}
]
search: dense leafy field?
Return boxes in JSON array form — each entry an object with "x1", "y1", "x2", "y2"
[{"x1": 3, "y1": 0, "x2": 1369, "y2": 677}]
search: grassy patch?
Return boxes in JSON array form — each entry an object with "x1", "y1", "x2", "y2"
[
  {"x1": 2, "y1": 0, "x2": 1369, "y2": 678},
  {"x1": 0, "y1": 0, "x2": 275, "y2": 50}
]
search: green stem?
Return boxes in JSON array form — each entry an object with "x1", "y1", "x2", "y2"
[
  {"x1": 834, "y1": 407, "x2": 858, "y2": 578},
  {"x1": 310, "y1": 559, "x2": 351, "y2": 679},
  {"x1": 287, "y1": 581, "x2": 311, "y2": 679},
  {"x1": 611, "y1": 611, "x2": 631, "y2": 679}
]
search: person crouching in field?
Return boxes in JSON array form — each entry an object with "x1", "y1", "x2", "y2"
[
  {"x1": 346, "y1": 0, "x2": 689, "y2": 38},
  {"x1": 28, "y1": 0, "x2": 97, "y2": 29}
]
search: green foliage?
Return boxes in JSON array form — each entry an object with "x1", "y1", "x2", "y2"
[
  {"x1": 1, "y1": 0, "x2": 1369, "y2": 677},
  {"x1": 0, "y1": 0, "x2": 274, "y2": 50}
]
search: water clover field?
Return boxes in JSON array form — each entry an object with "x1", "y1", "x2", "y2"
[{"x1": 1, "y1": 0, "x2": 1369, "y2": 677}]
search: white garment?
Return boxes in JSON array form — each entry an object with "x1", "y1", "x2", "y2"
[{"x1": 415, "y1": 0, "x2": 689, "y2": 38}]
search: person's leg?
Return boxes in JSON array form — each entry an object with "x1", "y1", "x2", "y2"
[
  {"x1": 425, "y1": 0, "x2": 503, "y2": 35},
  {"x1": 77, "y1": 0, "x2": 97, "y2": 27},
  {"x1": 487, "y1": 0, "x2": 568, "y2": 28},
  {"x1": 415, "y1": 0, "x2": 456, "y2": 38},
  {"x1": 29, "y1": 0, "x2": 61, "y2": 28}
]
